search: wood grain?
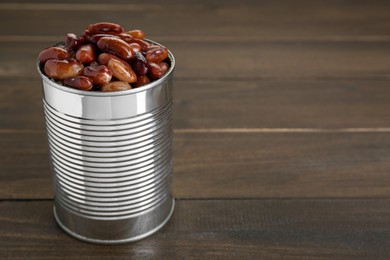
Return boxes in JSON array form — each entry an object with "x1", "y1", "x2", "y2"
[
  {"x1": 173, "y1": 132, "x2": 390, "y2": 198},
  {"x1": 2, "y1": 0, "x2": 390, "y2": 258},
  {"x1": 2, "y1": 41, "x2": 390, "y2": 80},
  {"x1": 1, "y1": 0, "x2": 390, "y2": 41},
  {"x1": 2, "y1": 78, "x2": 390, "y2": 130},
  {"x1": 2, "y1": 131, "x2": 390, "y2": 199},
  {"x1": 174, "y1": 79, "x2": 390, "y2": 129},
  {"x1": 1, "y1": 199, "x2": 390, "y2": 259}
]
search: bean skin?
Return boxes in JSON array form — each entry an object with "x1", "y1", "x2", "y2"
[
  {"x1": 89, "y1": 33, "x2": 119, "y2": 43},
  {"x1": 97, "y1": 36, "x2": 134, "y2": 60},
  {"x1": 38, "y1": 47, "x2": 70, "y2": 64},
  {"x1": 148, "y1": 61, "x2": 169, "y2": 79},
  {"x1": 108, "y1": 59, "x2": 137, "y2": 83},
  {"x1": 98, "y1": 53, "x2": 130, "y2": 67},
  {"x1": 117, "y1": 33, "x2": 133, "y2": 43},
  {"x1": 118, "y1": 35, "x2": 150, "y2": 52},
  {"x1": 44, "y1": 59, "x2": 84, "y2": 80},
  {"x1": 63, "y1": 76, "x2": 93, "y2": 91},
  {"x1": 100, "y1": 81, "x2": 132, "y2": 92},
  {"x1": 131, "y1": 52, "x2": 148, "y2": 76},
  {"x1": 83, "y1": 65, "x2": 112, "y2": 85},
  {"x1": 125, "y1": 29, "x2": 145, "y2": 39},
  {"x1": 64, "y1": 33, "x2": 85, "y2": 51},
  {"x1": 39, "y1": 23, "x2": 171, "y2": 91},
  {"x1": 75, "y1": 44, "x2": 96, "y2": 64},
  {"x1": 85, "y1": 22, "x2": 124, "y2": 35},
  {"x1": 145, "y1": 47, "x2": 168, "y2": 63},
  {"x1": 82, "y1": 22, "x2": 124, "y2": 42},
  {"x1": 134, "y1": 75, "x2": 150, "y2": 87},
  {"x1": 128, "y1": 43, "x2": 141, "y2": 53}
]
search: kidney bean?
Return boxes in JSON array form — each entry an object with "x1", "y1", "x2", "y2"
[
  {"x1": 145, "y1": 47, "x2": 168, "y2": 63},
  {"x1": 89, "y1": 33, "x2": 119, "y2": 43},
  {"x1": 108, "y1": 59, "x2": 137, "y2": 83},
  {"x1": 39, "y1": 47, "x2": 70, "y2": 64},
  {"x1": 134, "y1": 75, "x2": 150, "y2": 87},
  {"x1": 39, "y1": 23, "x2": 171, "y2": 91},
  {"x1": 97, "y1": 36, "x2": 134, "y2": 60},
  {"x1": 85, "y1": 22, "x2": 124, "y2": 35},
  {"x1": 128, "y1": 43, "x2": 141, "y2": 53},
  {"x1": 119, "y1": 35, "x2": 150, "y2": 52},
  {"x1": 98, "y1": 53, "x2": 131, "y2": 68},
  {"x1": 82, "y1": 23, "x2": 123, "y2": 43},
  {"x1": 131, "y1": 52, "x2": 148, "y2": 76},
  {"x1": 44, "y1": 59, "x2": 84, "y2": 80},
  {"x1": 117, "y1": 33, "x2": 133, "y2": 42},
  {"x1": 125, "y1": 30, "x2": 145, "y2": 39},
  {"x1": 100, "y1": 81, "x2": 132, "y2": 92},
  {"x1": 63, "y1": 76, "x2": 93, "y2": 91},
  {"x1": 64, "y1": 33, "x2": 85, "y2": 51},
  {"x1": 75, "y1": 44, "x2": 96, "y2": 64},
  {"x1": 148, "y1": 61, "x2": 169, "y2": 79},
  {"x1": 146, "y1": 44, "x2": 160, "y2": 51},
  {"x1": 159, "y1": 61, "x2": 169, "y2": 73},
  {"x1": 98, "y1": 53, "x2": 119, "y2": 65},
  {"x1": 83, "y1": 65, "x2": 112, "y2": 85}
]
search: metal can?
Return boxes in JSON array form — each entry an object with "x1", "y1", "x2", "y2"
[{"x1": 37, "y1": 42, "x2": 175, "y2": 244}]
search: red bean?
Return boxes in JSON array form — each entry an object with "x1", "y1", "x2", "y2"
[
  {"x1": 98, "y1": 53, "x2": 132, "y2": 71},
  {"x1": 64, "y1": 33, "x2": 85, "y2": 51},
  {"x1": 83, "y1": 65, "x2": 112, "y2": 85},
  {"x1": 108, "y1": 59, "x2": 137, "y2": 83},
  {"x1": 98, "y1": 53, "x2": 117, "y2": 65},
  {"x1": 75, "y1": 44, "x2": 96, "y2": 64},
  {"x1": 145, "y1": 47, "x2": 168, "y2": 63},
  {"x1": 118, "y1": 35, "x2": 150, "y2": 52},
  {"x1": 148, "y1": 62, "x2": 169, "y2": 79},
  {"x1": 85, "y1": 22, "x2": 124, "y2": 35},
  {"x1": 117, "y1": 33, "x2": 133, "y2": 42},
  {"x1": 128, "y1": 43, "x2": 141, "y2": 53},
  {"x1": 100, "y1": 81, "x2": 132, "y2": 92},
  {"x1": 125, "y1": 30, "x2": 145, "y2": 39},
  {"x1": 44, "y1": 59, "x2": 84, "y2": 80},
  {"x1": 131, "y1": 52, "x2": 148, "y2": 76},
  {"x1": 63, "y1": 76, "x2": 93, "y2": 91},
  {"x1": 97, "y1": 36, "x2": 134, "y2": 60},
  {"x1": 38, "y1": 47, "x2": 70, "y2": 64},
  {"x1": 82, "y1": 22, "x2": 124, "y2": 42},
  {"x1": 89, "y1": 33, "x2": 119, "y2": 43},
  {"x1": 39, "y1": 23, "x2": 171, "y2": 92},
  {"x1": 134, "y1": 75, "x2": 150, "y2": 87}
]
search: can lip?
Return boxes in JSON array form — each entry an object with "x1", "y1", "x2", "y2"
[{"x1": 37, "y1": 38, "x2": 175, "y2": 97}]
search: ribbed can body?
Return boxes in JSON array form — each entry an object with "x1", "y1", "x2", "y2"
[{"x1": 38, "y1": 48, "x2": 175, "y2": 244}]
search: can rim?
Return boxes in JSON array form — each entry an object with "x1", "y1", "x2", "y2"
[{"x1": 37, "y1": 38, "x2": 175, "y2": 97}]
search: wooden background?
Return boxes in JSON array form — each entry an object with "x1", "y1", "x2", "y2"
[{"x1": 1, "y1": 0, "x2": 390, "y2": 258}]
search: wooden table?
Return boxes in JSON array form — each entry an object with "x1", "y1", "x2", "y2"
[{"x1": 1, "y1": 0, "x2": 390, "y2": 258}]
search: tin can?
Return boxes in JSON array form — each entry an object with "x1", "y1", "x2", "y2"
[{"x1": 37, "y1": 42, "x2": 175, "y2": 244}]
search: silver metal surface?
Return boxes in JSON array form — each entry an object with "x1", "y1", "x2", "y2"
[{"x1": 38, "y1": 44, "x2": 175, "y2": 244}]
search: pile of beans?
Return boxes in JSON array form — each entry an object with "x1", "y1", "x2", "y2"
[{"x1": 38, "y1": 22, "x2": 170, "y2": 92}]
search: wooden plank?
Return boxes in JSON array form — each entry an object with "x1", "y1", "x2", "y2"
[
  {"x1": 1, "y1": 199, "x2": 390, "y2": 258},
  {"x1": 173, "y1": 132, "x2": 390, "y2": 198},
  {"x1": 1, "y1": 0, "x2": 390, "y2": 41},
  {"x1": 0, "y1": 132, "x2": 51, "y2": 199},
  {"x1": 0, "y1": 78, "x2": 45, "y2": 130},
  {"x1": 2, "y1": 78, "x2": 390, "y2": 130},
  {"x1": 174, "y1": 79, "x2": 390, "y2": 129},
  {"x1": 2, "y1": 132, "x2": 390, "y2": 199},
  {"x1": 2, "y1": 41, "x2": 390, "y2": 80}
]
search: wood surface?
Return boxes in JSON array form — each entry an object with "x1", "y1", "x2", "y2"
[
  {"x1": 1, "y1": 0, "x2": 390, "y2": 258},
  {"x1": 2, "y1": 200, "x2": 390, "y2": 259}
]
